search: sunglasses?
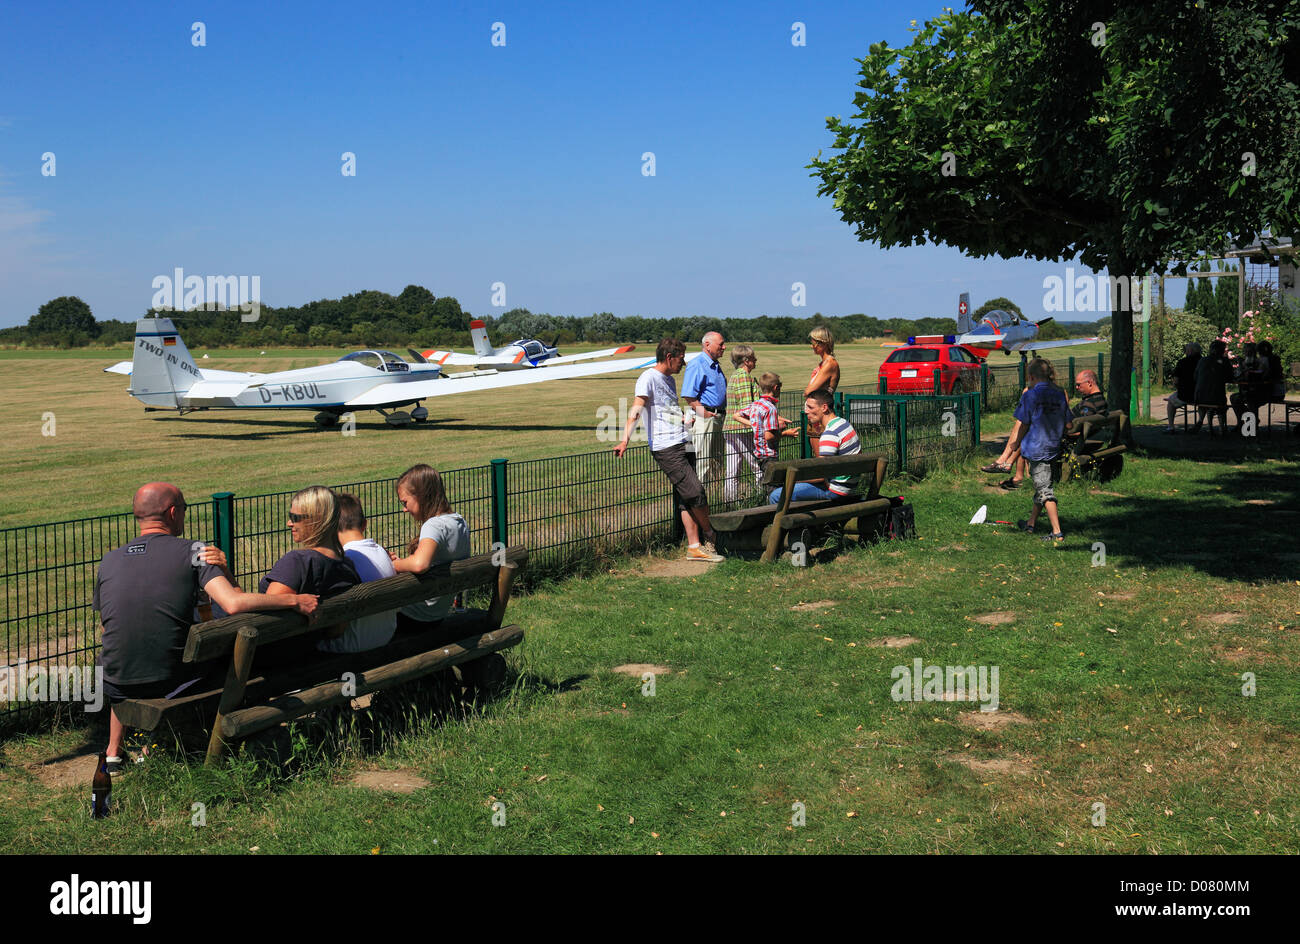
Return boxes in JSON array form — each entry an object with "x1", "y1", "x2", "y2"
[{"x1": 288, "y1": 512, "x2": 310, "y2": 523}]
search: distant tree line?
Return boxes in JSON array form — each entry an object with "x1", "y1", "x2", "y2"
[{"x1": 0, "y1": 286, "x2": 1108, "y2": 349}]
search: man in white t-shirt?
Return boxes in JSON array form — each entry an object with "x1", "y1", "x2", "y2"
[
  {"x1": 614, "y1": 338, "x2": 723, "y2": 562},
  {"x1": 319, "y1": 493, "x2": 398, "y2": 653}
]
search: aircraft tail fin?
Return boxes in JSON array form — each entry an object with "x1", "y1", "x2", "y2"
[
  {"x1": 469, "y1": 319, "x2": 494, "y2": 357},
  {"x1": 128, "y1": 318, "x2": 201, "y2": 407},
  {"x1": 958, "y1": 292, "x2": 972, "y2": 334}
]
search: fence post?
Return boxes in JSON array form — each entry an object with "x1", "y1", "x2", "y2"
[
  {"x1": 897, "y1": 400, "x2": 908, "y2": 473},
  {"x1": 980, "y1": 364, "x2": 989, "y2": 410},
  {"x1": 933, "y1": 368, "x2": 941, "y2": 394},
  {"x1": 1017, "y1": 358, "x2": 1026, "y2": 391},
  {"x1": 1068, "y1": 356, "x2": 1075, "y2": 387},
  {"x1": 971, "y1": 392, "x2": 981, "y2": 447},
  {"x1": 800, "y1": 410, "x2": 811, "y2": 459},
  {"x1": 1098, "y1": 352, "x2": 1105, "y2": 385},
  {"x1": 878, "y1": 375, "x2": 887, "y2": 394},
  {"x1": 490, "y1": 458, "x2": 509, "y2": 549},
  {"x1": 211, "y1": 492, "x2": 235, "y2": 576}
]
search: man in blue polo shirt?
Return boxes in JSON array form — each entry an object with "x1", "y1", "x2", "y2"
[
  {"x1": 1009, "y1": 358, "x2": 1069, "y2": 541},
  {"x1": 681, "y1": 331, "x2": 728, "y2": 493}
]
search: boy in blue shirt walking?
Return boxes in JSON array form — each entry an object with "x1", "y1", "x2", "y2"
[{"x1": 1009, "y1": 358, "x2": 1069, "y2": 541}]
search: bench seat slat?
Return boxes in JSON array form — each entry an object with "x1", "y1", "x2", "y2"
[
  {"x1": 712, "y1": 499, "x2": 845, "y2": 532},
  {"x1": 775, "y1": 497, "x2": 893, "y2": 529},
  {"x1": 219, "y1": 624, "x2": 524, "y2": 740},
  {"x1": 115, "y1": 612, "x2": 496, "y2": 731}
]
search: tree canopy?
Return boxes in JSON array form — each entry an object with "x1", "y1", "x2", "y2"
[
  {"x1": 810, "y1": 0, "x2": 1300, "y2": 414},
  {"x1": 27, "y1": 296, "x2": 98, "y2": 344}
]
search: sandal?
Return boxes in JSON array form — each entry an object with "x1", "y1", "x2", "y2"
[
  {"x1": 980, "y1": 462, "x2": 1012, "y2": 474},
  {"x1": 999, "y1": 478, "x2": 1021, "y2": 490}
]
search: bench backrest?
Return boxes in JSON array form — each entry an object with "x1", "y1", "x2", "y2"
[
  {"x1": 1069, "y1": 410, "x2": 1128, "y2": 443},
  {"x1": 759, "y1": 453, "x2": 888, "y2": 498},
  {"x1": 183, "y1": 545, "x2": 528, "y2": 664}
]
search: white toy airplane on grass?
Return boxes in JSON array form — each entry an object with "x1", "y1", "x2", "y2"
[
  {"x1": 104, "y1": 318, "x2": 686, "y2": 428},
  {"x1": 418, "y1": 319, "x2": 635, "y2": 370}
]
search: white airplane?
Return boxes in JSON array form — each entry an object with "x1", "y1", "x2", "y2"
[
  {"x1": 419, "y1": 319, "x2": 635, "y2": 370},
  {"x1": 104, "y1": 317, "x2": 686, "y2": 427}
]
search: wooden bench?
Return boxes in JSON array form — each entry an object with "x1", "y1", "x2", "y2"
[
  {"x1": 113, "y1": 546, "x2": 528, "y2": 765},
  {"x1": 710, "y1": 453, "x2": 892, "y2": 562},
  {"x1": 1061, "y1": 411, "x2": 1128, "y2": 481}
]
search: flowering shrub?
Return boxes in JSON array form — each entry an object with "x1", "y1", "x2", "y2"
[{"x1": 1218, "y1": 310, "x2": 1276, "y2": 363}]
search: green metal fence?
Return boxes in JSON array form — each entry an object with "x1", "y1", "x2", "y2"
[
  {"x1": 983, "y1": 353, "x2": 1107, "y2": 413},
  {"x1": 1, "y1": 382, "x2": 980, "y2": 719}
]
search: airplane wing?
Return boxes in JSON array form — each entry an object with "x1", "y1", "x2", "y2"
[
  {"x1": 541, "y1": 345, "x2": 636, "y2": 366},
  {"x1": 345, "y1": 351, "x2": 702, "y2": 407},
  {"x1": 1005, "y1": 336, "x2": 1102, "y2": 352}
]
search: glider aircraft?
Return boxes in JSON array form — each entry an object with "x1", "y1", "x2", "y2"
[
  {"x1": 419, "y1": 319, "x2": 635, "y2": 370},
  {"x1": 104, "y1": 317, "x2": 680, "y2": 428}
]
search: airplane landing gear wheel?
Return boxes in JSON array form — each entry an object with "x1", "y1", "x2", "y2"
[
  {"x1": 314, "y1": 412, "x2": 339, "y2": 428},
  {"x1": 411, "y1": 406, "x2": 428, "y2": 423}
]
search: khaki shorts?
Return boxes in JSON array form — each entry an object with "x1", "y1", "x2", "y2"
[
  {"x1": 652, "y1": 442, "x2": 707, "y2": 510},
  {"x1": 1028, "y1": 459, "x2": 1055, "y2": 505}
]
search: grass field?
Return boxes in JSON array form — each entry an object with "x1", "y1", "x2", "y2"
[
  {"x1": 1, "y1": 445, "x2": 1296, "y2": 853},
  {"x1": 1, "y1": 339, "x2": 943, "y2": 526}
]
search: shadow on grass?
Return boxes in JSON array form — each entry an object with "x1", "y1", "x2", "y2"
[{"x1": 1070, "y1": 464, "x2": 1299, "y2": 582}]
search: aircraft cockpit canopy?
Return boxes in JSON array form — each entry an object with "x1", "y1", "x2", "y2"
[
  {"x1": 968, "y1": 310, "x2": 1019, "y2": 335},
  {"x1": 522, "y1": 340, "x2": 547, "y2": 358},
  {"x1": 339, "y1": 350, "x2": 411, "y2": 372}
]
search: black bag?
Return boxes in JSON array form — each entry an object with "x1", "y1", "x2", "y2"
[{"x1": 881, "y1": 497, "x2": 916, "y2": 541}]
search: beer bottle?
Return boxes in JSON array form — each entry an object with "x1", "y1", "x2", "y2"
[{"x1": 92, "y1": 751, "x2": 111, "y2": 819}]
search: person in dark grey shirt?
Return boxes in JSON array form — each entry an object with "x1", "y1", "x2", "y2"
[{"x1": 95, "y1": 482, "x2": 319, "y2": 770}]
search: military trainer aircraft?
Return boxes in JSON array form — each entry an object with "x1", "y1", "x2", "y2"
[
  {"x1": 104, "y1": 317, "x2": 680, "y2": 428},
  {"x1": 418, "y1": 319, "x2": 635, "y2": 370},
  {"x1": 943, "y1": 292, "x2": 1100, "y2": 356}
]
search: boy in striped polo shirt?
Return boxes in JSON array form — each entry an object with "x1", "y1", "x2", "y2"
[{"x1": 769, "y1": 388, "x2": 861, "y2": 504}]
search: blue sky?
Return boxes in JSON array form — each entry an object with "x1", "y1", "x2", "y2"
[{"x1": 0, "y1": 0, "x2": 1188, "y2": 329}]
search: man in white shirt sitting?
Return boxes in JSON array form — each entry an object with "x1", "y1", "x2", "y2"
[{"x1": 319, "y1": 493, "x2": 398, "y2": 653}]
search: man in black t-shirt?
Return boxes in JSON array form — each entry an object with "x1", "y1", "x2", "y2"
[
  {"x1": 1069, "y1": 370, "x2": 1109, "y2": 427},
  {"x1": 94, "y1": 483, "x2": 319, "y2": 770}
]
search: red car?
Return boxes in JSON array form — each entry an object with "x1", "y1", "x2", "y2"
[{"x1": 878, "y1": 337, "x2": 986, "y2": 394}]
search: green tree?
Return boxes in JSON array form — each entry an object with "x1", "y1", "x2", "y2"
[
  {"x1": 1213, "y1": 264, "x2": 1240, "y2": 332},
  {"x1": 29, "y1": 296, "x2": 99, "y2": 343},
  {"x1": 809, "y1": 0, "x2": 1300, "y2": 426},
  {"x1": 397, "y1": 284, "x2": 436, "y2": 315},
  {"x1": 972, "y1": 297, "x2": 1023, "y2": 322}
]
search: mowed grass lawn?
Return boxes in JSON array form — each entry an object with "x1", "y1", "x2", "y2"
[
  {"x1": 0, "y1": 339, "x2": 966, "y2": 526},
  {"x1": 2, "y1": 442, "x2": 1296, "y2": 854}
]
